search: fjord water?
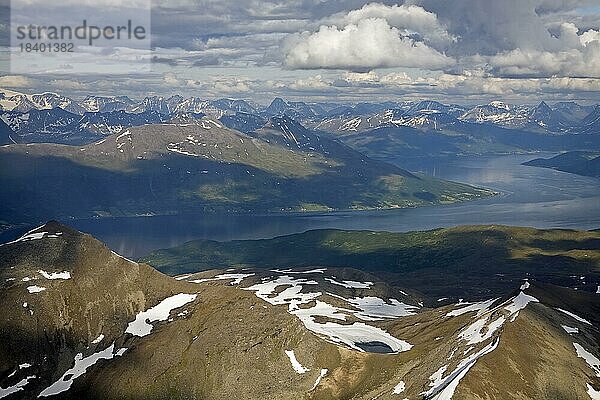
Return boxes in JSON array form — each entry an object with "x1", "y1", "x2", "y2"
[{"x1": 4, "y1": 154, "x2": 599, "y2": 259}]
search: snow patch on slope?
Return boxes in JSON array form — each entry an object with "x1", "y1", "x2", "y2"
[
  {"x1": 284, "y1": 350, "x2": 310, "y2": 374},
  {"x1": 446, "y1": 298, "x2": 498, "y2": 317},
  {"x1": 126, "y1": 293, "x2": 197, "y2": 337},
  {"x1": 1, "y1": 225, "x2": 63, "y2": 246},
  {"x1": 39, "y1": 343, "x2": 124, "y2": 397},
  {"x1": 573, "y1": 343, "x2": 600, "y2": 377},
  {"x1": 424, "y1": 338, "x2": 500, "y2": 400},
  {"x1": 587, "y1": 384, "x2": 600, "y2": 400},
  {"x1": 271, "y1": 268, "x2": 326, "y2": 274},
  {"x1": 392, "y1": 380, "x2": 406, "y2": 394},
  {"x1": 189, "y1": 273, "x2": 254, "y2": 285},
  {"x1": 325, "y1": 277, "x2": 373, "y2": 289},
  {"x1": 562, "y1": 325, "x2": 579, "y2": 334},
  {"x1": 91, "y1": 334, "x2": 104, "y2": 344},
  {"x1": 26, "y1": 285, "x2": 46, "y2": 293},
  {"x1": 0, "y1": 376, "x2": 36, "y2": 399},
  {"x1": 311, "y1": 369, "x2": 328, "y2": 391},
  {"x1": 556, "y1": 308, "x2": 593, "y2": 326},
  {"x1": 244, "y1": 275, "x2": 412, "y2": 353},
  {"x1": 345, "y1": 296, "x2": 418, "y2": 319},
  {"x1": 38, "y1": 270, "x2": 71, "y2": 280}
]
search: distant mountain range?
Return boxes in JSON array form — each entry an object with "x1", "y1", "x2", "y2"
[
  {"x1": 1, "y1": 222, "x2": 599, "y2": 399},
  {"x1": 1, "y1": 89, "x2": 599, "y2": 148},
  {"x1": 1, "y1": 87, "x2": 598, "y2": 231}
]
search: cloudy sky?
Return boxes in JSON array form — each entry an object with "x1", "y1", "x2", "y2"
[{"x1": 1, "y1": 0, "x2": 600, "y2": 104}]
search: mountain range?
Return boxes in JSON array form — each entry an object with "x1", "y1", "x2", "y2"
[
  {"x1": 0, "y1": 113, "x2": 492, "y2": 230},
  {"x1": 1, "y1": 221, "x2": 599, "y2": 399},
  {"x1": 2, "y1": 87, "x2": 599, "y2": 235},
  {"x1": 1, "y1": 89, "x2": 599, "y2": 148}
]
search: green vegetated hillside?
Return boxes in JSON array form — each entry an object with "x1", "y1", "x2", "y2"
[
  {"x1": 0, "y1": 118, "x2": 493, "y2": 227},
  {"x1": 142, "y1": 225, "x2": 600, "y2": 300},
  {"x1": 523, "y1": 151, "x2": 600, "y2": 178}
]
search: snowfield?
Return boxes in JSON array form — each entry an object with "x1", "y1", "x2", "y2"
[
  {"x1": 17, "y1": 232, "x2": 62, "y2": 242},
  {"x1": 588, "y1": 384, "x2": 600, "y2": 400},
  {"x1": 455, "y1": 291, "x2": 538, "y2": 346},
  {"x1": 244, "y1": 275, "x2": 413, "y2": 353},
  {"x1": 503, "y1": 291, "x2": 539, "y2": 317},
  {"x1": 244, "y1": 275, "x2": 321, "y2": 309},
  {"x1": 295, "y1": 314, "x2": 413, "y2": 353},
  {"x1": 125, "y1": 293, "x2": 197, "y2": 337},
  {"x1": 459, "y1": 316, "x2": 506, "y2": 345},
  {"x1": 39, "y1": 343, "x2": 124, "y2": 397},
  {"x1": 425, "y1": 290, "x2": 542, "y2": 398}
]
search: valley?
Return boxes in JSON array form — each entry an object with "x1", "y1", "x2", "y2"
[
  {"x1": 2, "y1": 88, "x2": 599, "y2": 236},
  {"x1": 141, "y1": 225, "x2": 600, "y2": 300},
  {"x1": 2, "y1": 0, "x2": 600, "y2": 398},
  {"x1": 0, "y1": 152, "x2": 594, "y2": 260},
  {"x1": 0, "y1": 112, "x2": 493, "y2": 230}
]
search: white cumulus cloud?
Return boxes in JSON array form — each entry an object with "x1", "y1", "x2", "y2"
[
  {"x1": 283, "y1": 18, "x2": 455, "y2": 71},
  {"x1": 487, "y1": 45, "x2": 600, "y2": 78},
  {"x1": 580, "y1": 29, "x2": 600, "y2": 47},
  {"x1": 337, "y1": 3, "x2": 455, "y2": 47}
]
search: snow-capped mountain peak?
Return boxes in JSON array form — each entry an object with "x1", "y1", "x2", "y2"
[{"x1": 489, "y1": 101, "x2": 510, "y2": 111}]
